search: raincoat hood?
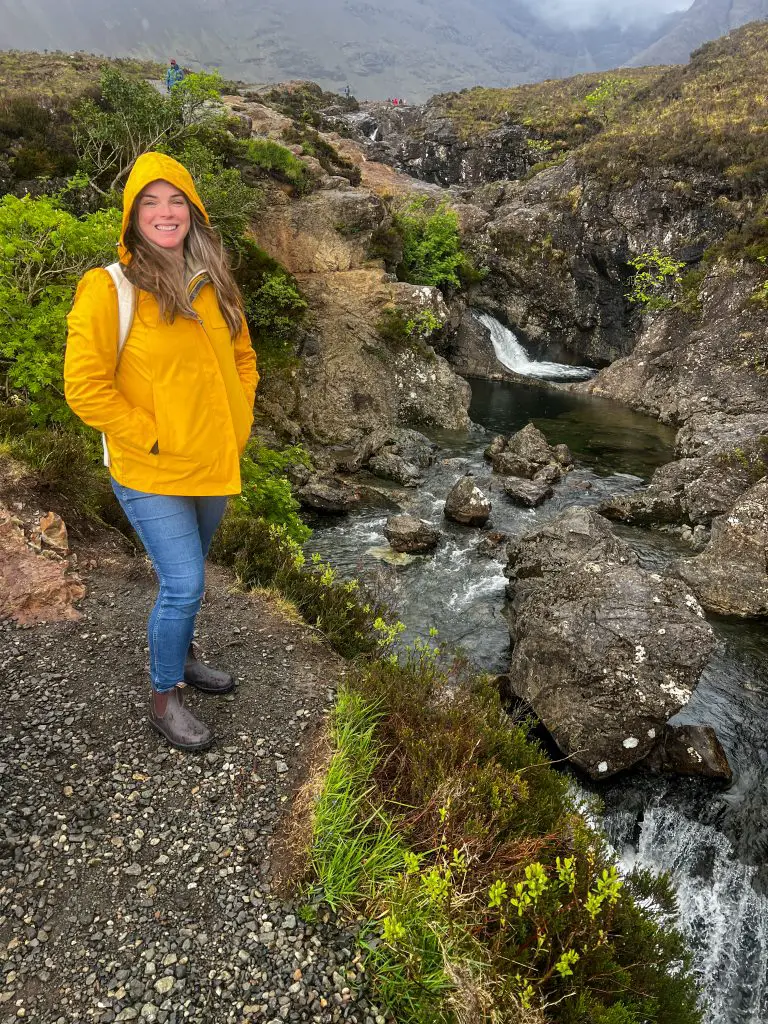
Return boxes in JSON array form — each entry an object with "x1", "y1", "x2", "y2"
[{"x1": 118, "y1": 152, "x2": 209, "y2": 262}]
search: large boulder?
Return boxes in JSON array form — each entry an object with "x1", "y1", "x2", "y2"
[
  {"x1": 507, "y1": 561, "x2": 715, "y2": 779},
  {"x1": 673, "y1": 479, "x2": 768, "y2": 617},
  {"x1": 505, "y1": 507, "x2": 638, "y2": 583},
  {"x1": 383, "y1": 515, "x2": 440, "y2": 554},
  {"x1": 487, "y1": 423, "x2": 572, "y2": 480},
  {"x1": 444, "y1": 475, "x2": 492, "y2": 526}
]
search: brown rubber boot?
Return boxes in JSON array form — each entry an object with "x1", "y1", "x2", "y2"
[
  {"x1": 149, "y1": 686, "x2": 213, "y2": 751},
  {"x1": 184, "y1": 644, "x2": 235, "y2": 695}
]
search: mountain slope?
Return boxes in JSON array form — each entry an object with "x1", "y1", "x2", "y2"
[
  {"x1": 0, "y1": 0, "x2": 680, "y2": 101},
  {"x1": 629, "y1": 0, "x2": 768, "y2": 65}
]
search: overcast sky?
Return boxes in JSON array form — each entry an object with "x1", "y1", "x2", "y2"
[{"x1": 529, "y1": 0, "x2": 694, "y2": 26}]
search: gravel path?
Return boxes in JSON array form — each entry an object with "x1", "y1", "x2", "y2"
[{"x1": 0, "y1": 541, "x2": 387, "y2": 1024}]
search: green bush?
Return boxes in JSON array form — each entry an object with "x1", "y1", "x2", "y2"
[
  {"x1": 281, "y1": 124, "x2": 361, "y2": 185},
  {"x1": 236, "y1": 137, "x2": 313, "y2": 193},
  {"x1": 0, "y1": 408, "x2": 125, "y2": 528},
  {"x1": 232, "y1": 238, "x2": 307, "y2": 366},
  {"x1": 236, "y1": 439, "x2": 311, "y2": 545},
  {"x1": 0, "y1": 193, "x2": 121, "y2": 424},
  {"x1": 211, "y1": 513, "x2": 390, "y2": 659},
  {"x1": 393, "y1": 197, "x2": 466, "y2": 291},
  {"x1": 308, "y1": 646, "x2": 703, "y2": 1024},
  {"x1": 0, "y1": 92, "x2": 79, "y2": 185},
  {"x1": 377, "y1": 306, "x2": 441, "y2": 359}
]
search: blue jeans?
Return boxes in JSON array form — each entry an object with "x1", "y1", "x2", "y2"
[{"x1": 111, "y1": 481, "x2": 228, "y2": 692}]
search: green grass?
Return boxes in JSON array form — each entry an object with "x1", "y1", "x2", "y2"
[
  {"x1": 306, "y1": 644, "x2": 704, "y2": 1024},
  {"x1": 236, "y1": 136, "x2": 313, "y2": 192},
  {"x1": 431, "y1": 20, "x2": 768, "y2": 190},
  {"x1": 0, "y1": 49, "x2": 163, "y2": 97},
  {"x1": 310, "y1": 688, "x2": 407, "y2": 910}
]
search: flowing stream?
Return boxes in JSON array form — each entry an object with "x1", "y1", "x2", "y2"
[{"x1": 306, "y1": 316, "x2": 768, "y2": 1022}]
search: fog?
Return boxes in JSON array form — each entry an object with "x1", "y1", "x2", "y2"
[{"x1": 527, "y1": 0, "x2": 694, "y2": 27}]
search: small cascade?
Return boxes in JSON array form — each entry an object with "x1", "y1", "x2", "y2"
[
  {"x1": 369, "y1": 127, "x2": 379, "y2": 142},
  {"x1": 607, "y1": 804, "x2": 768, "y2": 1023},
  {"x1": 475, "y1": 311, "x2": 596, "y2": 381}
]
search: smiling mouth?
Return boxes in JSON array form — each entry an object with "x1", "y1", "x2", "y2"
[{"x1": 155, "y1": 225, "x2": 179, "y2": 232}]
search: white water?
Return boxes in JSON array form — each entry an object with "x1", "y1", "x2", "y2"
[
  {"x1": 476, "y1": 311, "x2": 597, "y2": 381},
  {"x1": 609, "y1": 805, "x2": 768, "y2": 1023}
]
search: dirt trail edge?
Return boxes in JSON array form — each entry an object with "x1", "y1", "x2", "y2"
[{"x1": 1, "y1": 539, "x2": 388, "y2": 1024}]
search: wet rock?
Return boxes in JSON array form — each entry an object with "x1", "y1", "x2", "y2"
[
  {"x1": 533, "y1": 464, "x2": 562, "y2": 486},
  {"x1": 507, "y1": 561, "x2": 714, "y2": 779},
  {"x1": 444, "y1": 475, "x2": 491, "y2": 526},
  {"x1": 502, "y1": 477, "x2": 553, "y2": 508},
  {"x1": 476, "y1": 530, "x2": 509, "y2": 560},
  {"x1": 383, "y1": 514, "x2": 439, "y2": 554},
  {"x1": 673, "y1": 479, "x2": 768, "y2": 618},
  {"x1": 675, "y1": 412, "x2": 768, "y2": 460},
  {"x1": 0, "y1": 504, "x2": 85, "y2": 626},
  {"x1": 296, "y1": 479, "x2": 361, "y2": 514},
  {"x1": 643, "y1": 725, "x2": 732, "y2": 783},
  {"x1": 601, "y1": 433, "x2": 767, "y2": 528},
  {"x1": 368, "y1": 452, "x2": 423, "y2": 487},
  {"x1": 487, "y1": 423, "x2": 572, "y2": 480},
  {"x1": 505, "y1": 506, "x2": 637, "y2": 583}
]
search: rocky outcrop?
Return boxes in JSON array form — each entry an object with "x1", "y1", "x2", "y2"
[
  {"x1": 486, "y1": 424, "x2": 572, "y2": 480},
  {"x1": 358, "y1": 105, "x2": 534, "y2": 188},
  {"x1": 256, "y1": 269, "x2": 471, "y2": 444},
  {"x1": 253, "y1": 189, "x2": 386, "y2": 274},
  {"x1": 0, "y1": 505, "x2": 85, "y2": 626},
  {"x1": 600, "y1": 421, "x2": 768, "y2": 529},
  {"x1": 505, "y1": 508, "x2": 716, "y2": 779},
  {"x1": 673, "y1": 479, "x2": 768, "y2": 618},
  {"x1": 505, "y1": 507, "x2": 638, "y2": 583},
  {"x1": 383, "y1": 514, "x2": 440, "y2": 554},
  {"x1": 586, "y1": 261, "x2": 768, "y2": 424},
  {"x1": 444, "y1": 475, "x2": 491, "y2": 526}
]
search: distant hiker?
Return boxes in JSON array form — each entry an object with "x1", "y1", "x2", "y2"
[
  {"x1": 165, "y1": 59, "x2": 184, "y2": 92},
  {"x1": 344, "y1": 85, "x2": 351, "y2": 99},
  {"x1": 65, "y1": 152, "x2": 259, "y2": 752}
]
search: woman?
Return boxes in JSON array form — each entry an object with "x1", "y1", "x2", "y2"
[{"x1": 65, "y1": 152, "x2": 259, "y2": 752}]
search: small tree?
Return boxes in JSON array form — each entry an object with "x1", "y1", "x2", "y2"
[
  {"x1": 73, "y1": 68, "x2": 224, "y2": 194},
  {"x1": 626, "y1": 248, "x2": 686, "y2": 311},
  {"x1": 0, "y1": 194, "x2": 120, "y2": 423},
  {"x1": 393, "y1": 196, "x2": 465, "y2": 291}
]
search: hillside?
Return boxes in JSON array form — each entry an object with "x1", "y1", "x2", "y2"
[
  {"x1": 629, "y1": 0, "x2": 768, "y2": 66},
  {"x1": 0, "y1": 0, "x2": 692, "y2": 101}
]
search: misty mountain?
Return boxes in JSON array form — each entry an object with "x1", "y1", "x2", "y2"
[
  {"x1": 0, "y1": 0, "x2": 759, "y2": 100},
  {"x1": 628, "y1": 0, "x2": 768, "y2": 66}
]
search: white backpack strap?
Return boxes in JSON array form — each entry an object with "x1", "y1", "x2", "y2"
[{"x1": 102, "y1": 262, "x2": 136, "y2": 467}]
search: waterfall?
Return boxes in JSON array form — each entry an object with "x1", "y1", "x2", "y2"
[
  {"x1": 475, "y1": 311, "x2": 596, "y2": 381},
  {"x1": 608, "y1": 804, "x2": 768, "y2": 1023}
]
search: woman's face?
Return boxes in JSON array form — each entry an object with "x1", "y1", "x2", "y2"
[{"x1": 136, "y1": 179, "x2": 191, "y2": 254}]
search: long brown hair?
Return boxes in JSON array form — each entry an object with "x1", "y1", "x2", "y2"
[{"x1": 123, "y1": 201, "x2": 244, "y2": 339}]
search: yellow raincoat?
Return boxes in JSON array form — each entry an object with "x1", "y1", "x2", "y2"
[{"x1": 65, "y1": 152, "x2": 259, "y2": 496}]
